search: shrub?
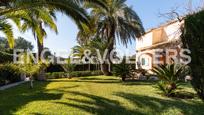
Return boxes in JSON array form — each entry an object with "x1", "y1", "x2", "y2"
[
  {"x1": 46, "y1": 72, "x2": 66, "y2": 79},
  {"x1": 181, "y1": 10, "x2": 204, "y2": 101},
  {"x1": 152, "y1": 64, "x2": 186, "y2": 97},
  {"x1": 113, "y1": 63, "x2": 134, "y2": 81},
  {"x1": 68, "y1": 71, "x2": 103, "y2": 77},
  {"x1": 46, "y1": 71, "x2": 103, "y2": 79},
  {"x1": 91, "y1": 71, "x2": 103, "y2": 76},
  {"x1": 0, "y1": 64, "x2": 21, "y2": 86},
  {"x1": 69, "y1": 72, "x2": 81, "y2": 77}
]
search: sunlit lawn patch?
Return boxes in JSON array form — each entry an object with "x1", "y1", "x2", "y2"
[{"x1": 0, "y1": 76, "x2": 203, "y2": 115}]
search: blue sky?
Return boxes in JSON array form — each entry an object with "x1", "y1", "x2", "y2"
[{"x1": 12, "y1": 0, "x2": 202, "y2": 57}]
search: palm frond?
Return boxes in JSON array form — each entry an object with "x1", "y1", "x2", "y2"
[{"x1": 0, "y1": 20, "x2": 15, "y2": 48}]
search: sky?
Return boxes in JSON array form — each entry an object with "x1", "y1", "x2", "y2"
[{"x1": 10, "y1": 0, "x2": 203, "y2": 57}]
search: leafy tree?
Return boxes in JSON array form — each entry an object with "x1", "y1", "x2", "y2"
[
  {"x1": 14, "y1": 37, "x2": 34, "y2": 50},
  {"x1": 0, "y1": 37, "x2": 34, "y2": 51}
]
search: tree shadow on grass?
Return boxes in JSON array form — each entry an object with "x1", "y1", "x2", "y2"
[
  {"x1": 53, "y1": 90, "x2": 204, "y2": 115},
  {"x1": 114, "y1": 92, "x2": 204, "y2": 115},
  {"x1": 0, "y1": 81, "x2": 63, "y2": 115},
  {"x1": 55, "y1": 91, "x2": 144, "y2": 115}
]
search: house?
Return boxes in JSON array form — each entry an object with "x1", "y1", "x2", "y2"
[{"x1": 136, "y1": 19, "x2": 184, "y2": 70}]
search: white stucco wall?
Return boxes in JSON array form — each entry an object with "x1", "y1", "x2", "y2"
[
  {"x1": 164, "y1": 21, "x2": 184, "y2": 42},
  {"x1": 136, "y1": 32, "x2": 153, "y2": 50}
]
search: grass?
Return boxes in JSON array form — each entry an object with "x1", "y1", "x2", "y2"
[{"x1": 0, "y1": 76, "x2": 204, "y2": 115}]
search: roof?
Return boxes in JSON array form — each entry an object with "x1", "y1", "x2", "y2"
[{"x1": 142, "y1": 18, "x2": 184, "y2": 36}]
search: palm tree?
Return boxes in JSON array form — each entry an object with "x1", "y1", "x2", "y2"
[
  {"x1": 82, "y1": 0, "x2": 145, "y2": 75},
  {"x1": 77, "y1": 16, "x2": 98, "y2": 45},
  {"x1": 17, "y1": 8, "x2": 58, "y2": 80},
  {"x1": 88, "y1": 38, "x2": 108, "y2": 71},
  {"x1": 0, "y1": 0, "x2": 105, "y2": 48},
  {"x1": 19, "y1": 8, "x2": 58, "y2": 59},
  {"x1": 72, "y1": 38, "x2": 107, "y2": 71}
]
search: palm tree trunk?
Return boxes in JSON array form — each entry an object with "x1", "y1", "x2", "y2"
[
  {"x1": 37, "y1": 37, "x2": 46, "y2": 81},
  {"x1": 101, "y1": 37, "x2": 114, "y2": 76},
  {"x1": 37, "y1": 38, "x2": 43, "y2": 60},
  {"x1": 100, "y1": 22, "x2": 116, "y2": 76}
]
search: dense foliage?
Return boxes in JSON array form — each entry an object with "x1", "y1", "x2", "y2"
[
  {"x1": 46, "y1": 71, "x2": 103, "y2": 79},
  {"x1": 0, "y1": 37, "x2": 34, "y2": 51},
  {"x1": 113, "y1": 63, "x2": 135, "y2": 81},
  {"x1": 0, "y1": 64, "x2": 21, "y2": 86},
  {"x1": 0, "y1": 51, "x2": 13, "y2": 63},
  {"x1": 181, "y1": 10, "x2": 204, "y2": 101}
]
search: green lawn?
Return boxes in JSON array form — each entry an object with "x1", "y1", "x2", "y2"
[{"x1": 0, "y1": 76, "x2": 204, "y2": 115}]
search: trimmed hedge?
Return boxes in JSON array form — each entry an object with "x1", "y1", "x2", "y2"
[{"x1": 46, "y1": 71, "x2": 103, "y2": 79}]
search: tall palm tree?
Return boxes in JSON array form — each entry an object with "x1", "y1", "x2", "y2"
[
  {"x1": 82, "y1": 0, "x2": 145, "y2": 75},
  {"x1": 18, "y1": 8, "x2": 58, "y2": 80},
  {"x1": 19, "y1": 8, "x2": 58, "y2": 59}
]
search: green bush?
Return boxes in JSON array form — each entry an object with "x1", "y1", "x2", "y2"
[
  {"x1": 113, "y1": 63, "x2": 134, "y2": 81},
  {"x1": 46, "y1": 72, "x2": 66, "y2": 79},
  {"x1": 46, "y1": 71, "x2": 103, "y2": 79},
  {"x1": 67, "y1": 71, "x2": 103, "y2": 77},
  {"x1": 181, "y1": 10, "x2": 204, "y2": 101},
  {"x1": 152, "y1": 64, "x2": 186, "y2": 97},
  {"x1": 0, "y1": 64, "x2": 21, "y2": 86},
  {"x1": 69, "y1": 72, "x2": 81, "y2": 77},
  {"x1": 91, "y1": 71, "x2": 103, "y2": 76}
]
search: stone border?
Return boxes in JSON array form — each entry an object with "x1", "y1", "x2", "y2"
[{"x1": 0, "y1": 81, "x2": 28, "y2": 90}]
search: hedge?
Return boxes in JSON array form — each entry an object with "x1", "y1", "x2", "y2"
[
  {"x1": 46, "y1": 71, "x2": 103, "y2": 79},
  {"x1": 181, "y1": 10, "x2": 204, "y2": 101}
]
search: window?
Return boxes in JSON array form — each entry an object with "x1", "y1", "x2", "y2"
[{"x1": 141, "y1": 58, "x2": 149, "y2": 66}]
